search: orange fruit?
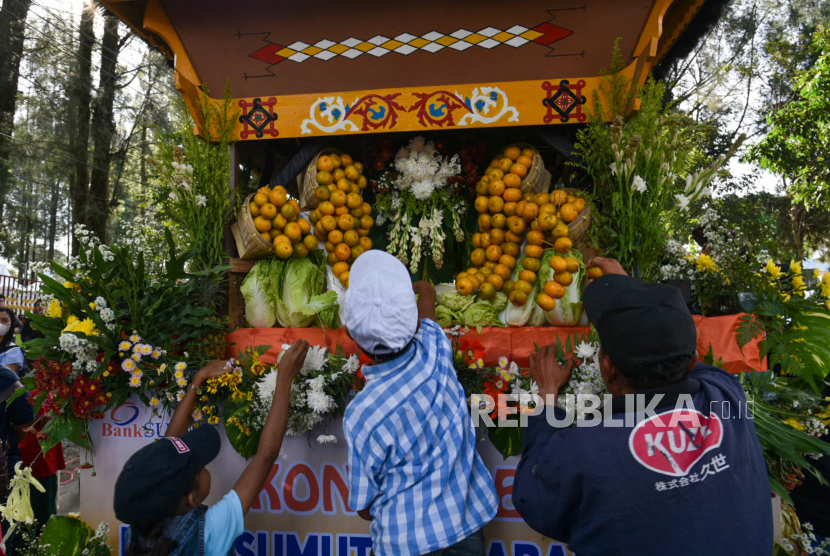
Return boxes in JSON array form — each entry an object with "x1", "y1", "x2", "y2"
[
  {"x1": 328, "y1": 229, "x2": 344, "y2": 244},
  {"x1": 470, "y1": 248, "x2": 486, "y2": 267},
  {"x1": 523, "y1": 202, "x2": 539, "y2": 221},
  {"x1": 554, "y1": 271, "x2": 573, "y2": 286},
  {"x1": 329, "y1": 153, "x2": 342, "y2": 169},
  {"x1": 332, "y1": 261, "x2": 350, "y2": 277},
  {"x1": 505, "y1": 231, "x2": 523, "y2": 244},
  {"x1": 515, "y1": 280, "x2": 533, "y2": 295},
  {"x1": 344, "y1": 165, "x2": 359, "y2": 182},
  {"x1": 544, "y1": 280, "x2": 566, "y2": 299},
  {"x1": 357, "y1": 175, "x2": 368, "y2": 189},
  {"x1": 253, "y1": 216, "x2": 272, "y2": 233},
  {"x1": 550, "y1": 256, "x2": 567, "y2": 273},
  {"x1": 467, "y1": 273, "x2": 482, "y2": 289},
  {"x1": 335, "y1": 206, "x2": 349, "y2": 216},
  {"x1": 260, "y1": 203, "x2": 277, "y2": 220},
  {"x1": 510, "y1": 163, "x2": 528, "y2": 178},
  {"x1": 360, "y1": 237, "x2": 372, "y2": 251},
  {"x1": 320, "y1": 215, "x2": 337, "y2": 232},
  {"x1": 574, "y1": 197, "x2": 586, "y2": 212},
  {"x1": 456, "y1": 277, "x2": 474, "y2": 296},
  {"x1": 330, "y1": 190, "x2": 346, "y2": 207},
  {"x1": 560, "y1": 203, "x2": 579, "y2": 223},
  {"x1": 552, "y1": 221, "x2": 570, "y2": 238},
  {"x1": 587, "y1": 266, "x2": 604, "y2": 279},
  {"x1": 486, "y1": 273, "x2": 504, "y2": 290},
  {"x1": 275, "y1": 241, "x2": 293, "y2": 259},
  {"x1": 475, "y1": 196, "x2": 489, "y2": 213},
  {"x1": 316, "y1": 171, "x2": 333, "y2": 186},
  {"x1": 472, "y1": 233, "x2": 482, "y2": 248},
  {"x1": 362, "y1": 203, "x2": 371, "y2": 215},
  {"x1": 318, "y1": 201, "x2": 335, "y2": 216},
  {"x1": 357, "y1": 228, "x2": 370, "y2": 237},
  {"x1": 325, "y1": 241, "x2": 336, "y2": 253},
  {"x1": 294, "y1": 244, "x2": 310, "y2": 258},
  {"x1": 520, "y1": 147, "x2": 533, "y2": 158},
  {"x1": 340, "y1": 153, "x2": 354, "y2": 167},
  {"x1": 568, "y1": 195, "x2": 578, "y2": 205},
  {"x1": 565, "y1": 258, "x2": 580, "y2": 273},
  {"x1": 343, "y1": 229, "x2": 360, "y2": 247},
  {"x1": 539, "y1": 203, "x2": 556, "y2": 218},
  {"x1": 269, "y1": 189, "x2": 288, "y2": 207},
  {"x1": 253, "y1": 193, "x2": 269, "y2": 207},
  {"x1": 510, "y1": 290, "x2": 528, "y2": 307},
  {"x1": 310, "y1": 210, "x2": 321, "y2": 224},
  {"x1": 360, "y1": 215, "x2": 374, "y2": 229},
  {"x1": 336, "y1": 178, "x2": 351, "y2": 192},
  {"x1": 526, "y1": 230, "x2": 545, "y2": 246},
  {"x1": 503, "y1": 202, "x2": 518, "y2": 216},
  {"x1": 488, "y1": 196, "x2": 505, "y2": 214},
  {"x1": 491, "y1": 214, "x2": 507, "y2": 229},
  {"x1": 338, "y1": 214, "x2": 356, "y2": 231},
  {"x1": 317, "y1": 155, "x2": 334, "y2": 173},
  {"x1": 554, "y1": 237, "x2": 573, "y2": 253},
  {"x1": 504, "y1": 146, "x2": 521, "y2": 161},
  {"x1": 346, "y1": 193, "x2": 362, "y2": 209},
  {"x1": 476, "y1": 180, "x2": 489, "y2": 196},
  {"x1": 523, "y1": 257, "x2": 541, "y2": 272},
  {"x1": 539, "y1": 213, "x2": 558, "y2": 231},
  {"x1": 525, "y1": 245, "x2": 543, "y2": 259},
  {"x1": 298, "y1": 219, "x2": 311, "y2": 235},
  {"x1": 478, "y1": 214, "x2": 492, "y2": 232},
  {"x1": 249, "y1": 202, "x2": 261, "y2": 217},
  {"x1": 303, "y1": 234, "x2": 319, "y2": 251},
  {"x1": 507, "y1": 217, "x2": 526, "y2": 235},
  {"x1": 534, "y1": 192, "x2": 550, "y2": 206},
  {"x1": 354, "y1": 160, "x2": 364, "y2": 174},
  {"x1": 487, "y1": 168, "x2": 505, "y2": 182},
  {"x1": 503, "y1": 280, "x2": 516, "y2": 296},
  {"x1": 280, "y1": 203, "x2": 298, "y2": 220},
  {"x1": 478, "y1": 282, "x2": 496, "y2": 300},
  {"x1": 503, "y1": 242, "x2": 520, "y2": 257},
  {"x1": 494, "y1": 264, "x2": 512, "y2": 280},
  {"x1": 339, "y1": 270, "x2": 350, "y2": 287},
  {"x1": 258, "y1": 186, "x2": 273, "y2": 196},
  {"x1": 332, "y1": 168, "x2": 346, "y2": 183},
  {"x1": 261, "y1": 232, "x2": 272, "y2": 242},
  {"x1": 489, "y1": 229, "x2": 505, "y2": 246},
  {"x1": 519, "y1": 269, "x2": 537, "y2": 283},
  {"x1": 314, "y1": 226, "x2": 327, "y2": 242},
  {"x1": 499, "y1": 254, "x2": 517, "y2": 270},
  {"x1": 488, "y1": 180, "x2": 506, "y2": 197},
  {"x1": 350, "y1": 246, "x2": 365, "y2": 263},
  {"x1": 517, "y1": 155, "x2": 533, "y2": 169},
  {"x1": 486, "y1": 245, "x2": 502, "y2": 263},
  {"x1": 503, "y1": 187, "x2": 523, "y2": 203},
  {"x1": 536, "y1": 293, "x2": 557, "y2": 312},
  {"x1": 315, "y1": 186, "x2": 331, "y2": 202},
  {"x1": 327, "y1": 252, "x2": 339, "y2": 265},
  {"x1": 551, "y1": 190, "x2": 569, "y2": 206},
  {"x1": 503, "y1": 173, "x2": 522, "y2": 189},
  {"x1": 335, "y1": 243, "x2": 351, "y2": 261},
  {"x1": 284, "y1": 222, "x2": 302, "y2": 242},
  {"x1": 516, "y1": 200, "x2": 527, "y2": 218},
  {"x1": 530, "y1": 220, "x2": 541, "y2": 232},
  {"x1": 498, "y1": 158, "x2": 514, "y2": 173}
]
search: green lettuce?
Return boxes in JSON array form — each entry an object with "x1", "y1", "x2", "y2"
[
  {"x1": 436, "y1": 305, "x2": 460, "y2": 328},
  {"x1": 462, "y1": 300, "x2": 505, "y2": 332},
  {"x1": 488, "y1": 291, "x2": 509, "y2": 312},
  {"x1": 241, "y1": 261, "x2": 277, "y2": 328},
  {"x1": 271, "y1": 250, "x2": 339, "y2": 328},
  {"x1": 435, "y1": 283, "x2": 476, "y2": 312}
]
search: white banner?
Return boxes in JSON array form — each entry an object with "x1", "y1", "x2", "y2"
[{"x1": 79, "y1": 396, "x2": 572, "y2": 556}]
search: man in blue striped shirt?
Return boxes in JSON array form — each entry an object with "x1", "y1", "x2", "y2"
[{"x1": 342, "y1": 250, "x2": 498, "y2": 556}]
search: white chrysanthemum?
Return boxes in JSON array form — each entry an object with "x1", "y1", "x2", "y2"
[
  {"x1": 317, "y1": 434, "x2": 337, "y2": 444},
  {"x1": 306, "y1": 390, "x2": 336, "y2": 413},
  {"x1": 302, "y1": 346, "x2": 328, "y2": 375},
  {"x1": 341, "y1": 354, "x2": 360, "y2": 374},
  {"x1": 257, "y1": 370, "x2": 279, "y2": 403},
  {"x1": 307, "y1": 376, "x2": 326, "y2": 391},
  {"x1": 575, "y1": 342, "x2": 597, "y2": 360}
]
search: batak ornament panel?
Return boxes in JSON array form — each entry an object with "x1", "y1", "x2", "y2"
[{"x1": 238, "y1": 97, "x2": 279, "y2": 139}]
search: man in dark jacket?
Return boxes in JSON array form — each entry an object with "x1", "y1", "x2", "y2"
[{"x1": 513, "y1": 258, "x2": 773, "y2": 556}]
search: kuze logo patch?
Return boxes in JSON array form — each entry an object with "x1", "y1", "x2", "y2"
[{"x1": 628, "y1": 409, "x2": 723, "y2": 477}]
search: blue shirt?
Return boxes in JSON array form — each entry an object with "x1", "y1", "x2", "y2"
[
  {"x1": 343, "y1": 318, "x2": 498, "y2": 556},
  {"x1": 204, "y1": 489, "x2": 244, "y2": 556},
  {"x1": 0, "y1": 346, "x2": 24, "y2": 370},
  {"x1": 513, "y1": 364, "x2": 773, "y2": 556}
]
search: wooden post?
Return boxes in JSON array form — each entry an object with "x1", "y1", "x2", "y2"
[{"x1": 224, "y1": 142, "x2": 242, "y2": 326}]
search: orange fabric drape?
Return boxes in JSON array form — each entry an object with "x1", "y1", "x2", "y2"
[{"x1": 226, "y1": 314, "x2": 765, "y2": 373}]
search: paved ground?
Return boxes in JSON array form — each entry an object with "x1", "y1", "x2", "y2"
[{"x1": 56, "y1": 442, "x2": 80, "y2": 515}]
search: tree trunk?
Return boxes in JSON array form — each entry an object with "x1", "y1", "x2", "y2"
[
  {"x1": 68, "y1": 2, "x2": 95, "y2": 255},
  {"x1": 87, "y1": 14, "x2": 120, "y2": 244},
  {"x1": 0, "y1": 0, "x2": 33, "y2": 221},
  {"x1": 790, "y1": 200, "x2": 805, "y2": 262},
  {"x1": 47, "y1": 180, "x2": 59, "y2": 260}
]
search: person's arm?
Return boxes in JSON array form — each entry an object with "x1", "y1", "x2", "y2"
[
  {"x1": 412, "y1": 280, "x2": 436, "y2": 322},
  {"x1": 232, "y1": 340, "x2": 309, "y2": 514},
  {"x1": 165, "y1": 360, "x2": 232, "y2": 438}
]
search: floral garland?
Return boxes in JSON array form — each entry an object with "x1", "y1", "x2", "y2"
[{"x1": 374, "y1": 137, "x2": 465, "y2": 274}]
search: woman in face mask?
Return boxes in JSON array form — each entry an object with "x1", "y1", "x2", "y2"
[{"x1": 0, "y1": 308, "x2": 24, "y2": 373}]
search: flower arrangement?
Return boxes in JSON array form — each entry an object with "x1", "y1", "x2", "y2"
[
  {"x1": 20, "y1": 228, "x2": 226, "y2": 452},
  {"x1": 374, "y1": 136, "x2": 467, "y2": 276},
  {"x1": 556, "y1": 338, "x2": 608, "y2": 420},
  {"x1": 17, "y1": 514, "x2": 110, "y2": 556}
]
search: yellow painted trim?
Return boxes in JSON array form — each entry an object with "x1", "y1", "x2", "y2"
[{"x1": 143, "y1": 0, "x2": 201, "y2": 89}]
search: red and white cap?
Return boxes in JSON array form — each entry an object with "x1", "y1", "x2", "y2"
[{"x1": 343, "y1": 250, "x2": 417, "y2": 357}]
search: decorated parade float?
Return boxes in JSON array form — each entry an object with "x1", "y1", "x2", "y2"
[{"x1": 12, "y1": 0, "x2": 830, "y2": 554}]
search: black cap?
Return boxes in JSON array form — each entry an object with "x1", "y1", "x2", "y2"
[
  {"x1": 114, "y1": 425, "x2": 220, "y2": 526},
  {"x1": 584, "y1": 275, "x2": 697, "y2": 371}
]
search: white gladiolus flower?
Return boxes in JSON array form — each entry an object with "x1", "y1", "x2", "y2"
[
  {"x1": 610, "y1": 162, "x2": 618, "y2": 176},
  {"x1": 195, "y1": 195, "x2": 208, "y2": 206},
  {"x1": 675, "y1": 194, "x2": 690, "y2": 211}
]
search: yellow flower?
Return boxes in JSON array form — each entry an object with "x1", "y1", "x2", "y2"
[
  {"x1": 792, "y1": 275, "x2": 805, "y2": 296},
  {"x1": 66, "y1": 315, "x2": 79, "y2": 325},
  {"x1": 63, "y1": 281, "x2": 80, "y2": 292},
  {"x1": 790, "y1": 260, "x2": 802, "y2": 275},
  {"x1": 46, "y1": 300, "x2": 63, "y2": 318},
  {"x1": 695, "y1": 254, "x2": 716, "y2": 273},
  {"x1": 765, "y1": 259, "x2": 782, "y2": 280},
  {"x1": 63, "y1": 317, "x2": 99, "y2": 337},
  {"x1": 89, "y1": 302, "x2": 96, "y2": 310},
  {"x1": 150, "y1": 398, "x2": 160, "y2": 406},
  {"x1": 814, "y1": 269, "x2": 822, "y2": 280},
  {"x1": 821, "y1": 275, "x2": 830, "y2": 298},
  {"x1": 174, "y1": 370, "x2": 184, "y2": 379},
  {"x1": 783, "y1": 417, "x2": 804, "y2": 431},
  {"x1": 826, "y1": 300, "x2": 830, "y2": 311},
  {"x1": 781, "y1": 293, "x2": 791, "y2": 302},
  {"x1": 158, "y1": 363, "x2": 167, "y2": 375},
  {"x1": 208, "y1": 416, "x2": 220, "y2": 425}
]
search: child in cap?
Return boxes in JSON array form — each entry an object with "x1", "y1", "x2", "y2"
[
  {"x1": 114, "y1": 340, "x2": 310, "y2": 556},
  {"x1": 342, "y1": 250, "x2": 498, "y2": 556}
]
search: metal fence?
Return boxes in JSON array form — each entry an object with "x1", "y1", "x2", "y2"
[{"x1": 0, "y1": 274, "x2": 42, "y2": 314}]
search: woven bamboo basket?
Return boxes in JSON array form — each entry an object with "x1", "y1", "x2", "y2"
[
  {"x1": 563, "y1": 187, "x2": 591, "y2": 249},
  {"x1": 298, "y1": 148, "x2": 343, "y2": 211},
  {"x1": 231, "y1": 193, "x2": 275, "y2": 259},
  {"x1": 511, "y1": 143, "x2": 551, "y2": 195}
]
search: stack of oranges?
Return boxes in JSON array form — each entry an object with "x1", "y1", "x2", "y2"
[
  {"x1": 458, "y1": 145, "x2": 535, "y2": 301},
  {"x1": 307, "y1": 152, "x2": 374, "y2": 288},
  {"x1": 250, "y1": 185, "x2": 318, "y2": 259}
]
